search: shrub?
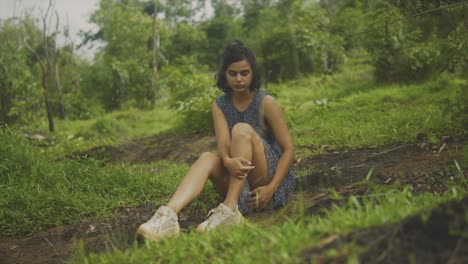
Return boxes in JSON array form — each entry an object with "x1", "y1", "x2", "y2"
[{"x1": 175, "y1": 85, "x2": 219, "y2": 134}]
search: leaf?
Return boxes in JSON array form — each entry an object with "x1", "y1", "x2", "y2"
[{"x1": 365, "y1": 167, "x2": 374, "y2": 182}]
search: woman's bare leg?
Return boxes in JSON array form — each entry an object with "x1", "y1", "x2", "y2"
[
  {"x1": 167, "y1": 122, "x2": 270, "y2": 213},
  {"x1": 223, "y1": 123, "x2": 270, "y2": 209},
  {"x1": 166, "y1": 152, "x2": 227, "y2": 213}
]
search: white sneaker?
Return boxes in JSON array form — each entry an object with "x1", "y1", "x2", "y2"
[
  {"x1": 136, "y1": 206, "x2": 180, "y2": 242},
  {"x1": 196, "y1": 203, "x2": 245, "y2": 232}
]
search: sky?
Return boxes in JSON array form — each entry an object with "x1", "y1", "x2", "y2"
[{"x1": 0, "y1": 0, "x2": 101, "y2": 59}]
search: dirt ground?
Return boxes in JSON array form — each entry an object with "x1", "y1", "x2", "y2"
[
  {"x1": 301, "y1": 197, "x2": 468, "y2": 264},
  {"x1": 0, "y1": 133, "x2": 465, "y2": 264}
]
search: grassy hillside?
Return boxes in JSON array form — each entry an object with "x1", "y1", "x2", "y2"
[{"x1": 0, "y1": 52, "x2": 465, "y2": 263}]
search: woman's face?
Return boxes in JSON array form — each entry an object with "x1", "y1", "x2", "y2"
[{"x1": 225, "y1": 59, "x2": 253, "y2": 93}]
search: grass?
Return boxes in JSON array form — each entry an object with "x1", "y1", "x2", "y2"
[
  {"x1": 71, "y1": 186, "x2": 465, "y2": 263},
  {"x1": 270, "y1": 63, "x2": 465, "y2": 150},
  {"x1": 0, "y1": 128, "x2": 221, "y2": 236},
  {"x1": 23, "y1": 106, "x2": 178, "y2": 156}
]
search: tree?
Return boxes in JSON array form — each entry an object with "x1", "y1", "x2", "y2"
[
  {"x1": 143, "y1": 1, "x2": 161, "y2": 106},
  {"x1": 90, "y1": 0, "x2": 154, "y2": 109},
  {"x1": 199, "y1": 1, "x2": 242, "y2": 68},
  {"x1": 52, "y1": 11, "x2": 65, "y2": 119},
  {"x1": 21, "y1": 0, "x2": 60, "y2": 132},
  {"x1": 245, "y1": 0, "x2": 345, "y2": 81}
]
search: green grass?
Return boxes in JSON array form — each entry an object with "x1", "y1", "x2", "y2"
[
  {"x1": 24, "y1": 106, "x2": 178, "y2": 156},
  {"x1": 270, "y1": 68, "x2": 465, "y2": 150},
  {"x1": 0, "y1": 128, "x2": 220, "y2": 236},
  {"x1": 72, "y1": 186, "x2": 466, "y2": 263}
]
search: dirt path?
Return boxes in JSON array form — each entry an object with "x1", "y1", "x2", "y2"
[{"x1": 0, "y1": 134, "x2": 465, "y2": 264}]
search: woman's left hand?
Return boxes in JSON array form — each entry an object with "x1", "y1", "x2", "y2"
[{"x1": 247, "y1": 185, "x2": 274, "y2": 210}]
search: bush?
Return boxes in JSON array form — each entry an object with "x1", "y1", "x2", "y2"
[
  {"x1": 64, "y1": 91, "x2": 104, "y2": 120},
  {"x1": 175, "y1": 85, "x2": 219, "y2": 133},
  {"x1": 159, "y1": 57, "x2": 212, "y2": 106},
  {"x1": 158, "y1": 58, "x2": 219, "y2": 133}
]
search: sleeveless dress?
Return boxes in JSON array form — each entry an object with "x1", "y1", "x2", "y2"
[{"x1": 215, "y1": 90, "x2": 296, "y2": 214}]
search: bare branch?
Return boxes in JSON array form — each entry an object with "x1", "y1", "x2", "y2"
[
  {"x1": 53, "y1": 10, "x2": 60, "y2": 66},
  {"x1": 21, "y1": 29, "x2": 46, "y2": 74}
]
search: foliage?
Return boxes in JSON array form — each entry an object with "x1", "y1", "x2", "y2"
[
  {"x1": 175, "y1": 85, "x2": 219, "y2": 134},
  {"x1": 358, "y1": 1, "x2": 466, "y2": 82},
  {"x1": 199, "y1": 14, "x2": 243, "y2": 68},
  {"x1": 89, "y1": 0, "x2": 155, "y2": 109},
  {"x1": 245, "y1": 0, "x2": 345, "y2": 81},
  {"x1": 158, "y1": 56, "x2": 212, "y2": 105},
  {"x1": 0, "y1": 19, "x2": 42, "y2": 125},
  {"x1": 63, "y1": 90, "x2": 104, "y2": 120},
  {"x1": 155, "y1": 57, "x2": 219, "y2": 134},
  {"x1": 164, "y1": 22, "x2": 208, "y2": 64}
]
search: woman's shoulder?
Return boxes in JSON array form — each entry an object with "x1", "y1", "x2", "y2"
[
  {"x1": 260, "y1": 91, "x2": 276, "y2": 105},
  {"x1": 214, "y1": 92, "x2": 231, "y2": 109},
  {"x1": 215, "y1": 92, "x2": 229, "y2": 102}
]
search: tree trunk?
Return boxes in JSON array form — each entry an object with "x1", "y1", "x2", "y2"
[
  {"x1": 55, "y1": 62, "x2": 65, "y2": 119},
  {"x1": 464, "y1": 3, "x2": 468, "y2": 30},
  {"x1": 43, "y1": 0, "x2": 55, "y2": 132},
  {"x1": 150, "y1": 2, "x2": 159, "y2": 106},
  {"x1": 42, "y1": 73, "x2": 55, "y2": 132},
  {"x1": 21, "y1": 0, "x2": 56, "y2": 132},
  {"x1": 73, "y1": 72, "x2": 81, "y2": 92},
  {"x1": 262, "y1": 46, "x2": 271, "y2": 88}
]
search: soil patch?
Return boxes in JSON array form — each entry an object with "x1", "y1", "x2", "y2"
[
  {"x1": 0, "y1": 203, "x2": 207, "y2": 264},
  {"x1": 1, "y1": 134, "x2": 465, "y2": 263},
  {"x1": 65, "y1": 132, "x2": 217, "y2": 164}
]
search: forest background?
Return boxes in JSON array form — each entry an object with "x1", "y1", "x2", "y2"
[{"x1": 1, "y1": 0, "x2": 466, "y2": 133}]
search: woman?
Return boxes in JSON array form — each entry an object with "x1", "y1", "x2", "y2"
[{"x1": 137, "y1": 40, "x2": 296, "y2": 241}]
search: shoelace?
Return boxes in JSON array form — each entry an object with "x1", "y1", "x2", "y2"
[
  {"x1": 151, "y1": 211, "x2": 165, "y2": 221},
  {"x1": 150, "y1": 210, "x2": 171, "y2": 232},
  {"x1": 206, "y1": 207, "x2": 228, "y2": 228}
]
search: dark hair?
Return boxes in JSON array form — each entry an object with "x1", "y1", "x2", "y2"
[{"x1": 215, "y1": 40, "x2": 261, "y2": 93}]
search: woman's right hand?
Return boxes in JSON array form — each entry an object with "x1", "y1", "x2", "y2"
[{"x1": 223, "y1": 157, "x2": 255, "y2": 179}]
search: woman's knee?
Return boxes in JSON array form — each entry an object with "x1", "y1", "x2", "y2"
[
  {"x1": 232, "y1": 122, "x2": 255, "y2": 139},
  {"x1": 198, "y1": 152, "x2": 220, "y2": 164}
]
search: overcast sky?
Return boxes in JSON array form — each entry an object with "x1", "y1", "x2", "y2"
[{"x1": 0, "y1": 0, "x2": 101, "y2": 59}]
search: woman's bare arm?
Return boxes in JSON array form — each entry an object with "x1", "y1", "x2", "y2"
[
  {"x1": 262, "y1": 95, "x2": 295, "y2": 191},
  {"x1": 212, "y1": 101, "x2": 231, "y2": 163}
]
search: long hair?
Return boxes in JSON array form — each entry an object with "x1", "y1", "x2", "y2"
[{"x1": 215, "y1": 40, "x2": 261, "y2": 93}]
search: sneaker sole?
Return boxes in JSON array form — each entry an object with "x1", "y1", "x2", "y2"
[
  {"x1": 196, "y1": 216, "x2": 246, "y2": 233},
  {"x1": 136, "y1": 226, "x2": 180, "y2": 242}
]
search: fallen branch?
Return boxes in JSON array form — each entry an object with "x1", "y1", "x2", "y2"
[
  {"x1": 367, "y1": 145, "x2": 408, "y2": 158},
  {"x1": 40, "y1": 234, "x2": 63, "y2": 261}
]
